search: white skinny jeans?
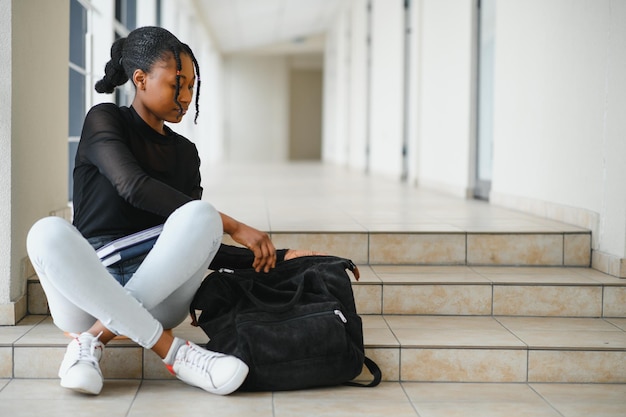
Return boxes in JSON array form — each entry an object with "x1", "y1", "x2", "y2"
[{"x1": 26, "y1": 200, "x2": 222, "y2": 349}]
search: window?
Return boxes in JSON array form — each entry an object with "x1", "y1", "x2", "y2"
[
  {"x1": 68, "y1": 0, "x2": 88, "y2": 200},
  {"x1": 68, "y1": 0, "x2": 141, "y2": 201}
]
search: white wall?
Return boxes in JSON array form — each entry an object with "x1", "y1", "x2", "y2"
[
  {"x1": 368, "y1": 0, "x2": 405, "y2": 178},
  {"x1": 0, "y1": 0, "x2": 12, "y2": 314},
  {"x1": 347, "y1": 0, "x2": 369, "y2": 171},
  {"x1": 325, "y1": 0, "x2": 626, "y2": 270},
  {"x1": 416, "y1": 0, "x2": 475, "y2": 196},
  {"x1": 322, "y1": 7, "x2": 350, "y2": 165},
  {"x1": 490, "y1": 0, "x2": 626, "y2": 262},
  {"x1": 0, "y1": 0, "x2": 70, "y2": 324},
  {"x1": 223, "y1": 55, "x2": 289, "y2": 162}
]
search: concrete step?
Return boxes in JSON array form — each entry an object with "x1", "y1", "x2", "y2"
[
  {"x1": 352, "y1": 265, "x2": 626, "y2": 317},
  {"x1": 28, "y1": 264, "x2": 622, "y2": 319},
  {"x1": 3, "y1": 313, "x2": 626, "y2": 384},
  {"x1": 269, "y1": 230, "x2": 593, "y2": 267},
  {"x1": 6, "y1": 264, "x2": 626, "y2": 383}
]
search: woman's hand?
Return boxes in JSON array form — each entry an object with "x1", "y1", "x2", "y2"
[
  {"x1": 220, "y1": 212, "x2": 276, "y2": 272},
  {"x1": 236, "y1": 224, "x2": 276, "y2": 273},
  {"x1": 284, "y1": 249, "x2": 325, "y2": 260}
]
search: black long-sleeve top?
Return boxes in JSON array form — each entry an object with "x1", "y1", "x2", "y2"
[{"x1": 72, "y1": 103, "x2": 284, "y2": 270}]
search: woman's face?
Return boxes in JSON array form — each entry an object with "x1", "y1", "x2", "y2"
[{"x1": 134, "y1": 52, "x2": 195, "y2": 126}]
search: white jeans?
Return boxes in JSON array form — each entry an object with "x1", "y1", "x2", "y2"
[{"x1": 26, "y1": 200, "x2": 222, "y2": 349}]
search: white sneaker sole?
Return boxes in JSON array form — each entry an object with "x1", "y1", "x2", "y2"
[
  {"x1": 60, "y1": 364, "x2": 103, "y2": 395},
  {"x1": 208, "y1": 360, "x2": 249, "y2": 395}
]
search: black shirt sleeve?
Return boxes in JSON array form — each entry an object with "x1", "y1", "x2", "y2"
[{"x1": 210, "y1": 244, "x2": 288, "y2": 270}]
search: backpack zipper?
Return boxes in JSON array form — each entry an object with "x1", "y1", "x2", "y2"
[{"x1": 238, "y1": 309, "x2": 348, "y2": 327}]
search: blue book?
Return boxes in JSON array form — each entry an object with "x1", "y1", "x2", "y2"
[{"x1": 96, "y1": 225, "x2": 163, "y2": 267}]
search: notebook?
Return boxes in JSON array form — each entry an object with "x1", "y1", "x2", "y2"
[{"x1": 96, "y1": 224, "x2": 163, "y2": 267}]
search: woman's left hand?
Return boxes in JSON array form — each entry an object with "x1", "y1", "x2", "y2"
[
  {"x1": 232, "y1": 223, "x2": 277, "y2": 273},
  {"x1": 220, "y1": 212, "x2": 277, "y2": 272}
]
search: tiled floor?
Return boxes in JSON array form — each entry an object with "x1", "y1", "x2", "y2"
[
  {"x1": 3, "y1": 162, "x2": 625, "y2": 416},
  {"x1": 200, "y1": 162, "x2": 588, "y2": 235},
  {"x1": 1, "y1": 379, "x2": 625, "y2": 417}
]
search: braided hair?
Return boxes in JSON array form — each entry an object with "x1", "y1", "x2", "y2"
[{"x1": 95, "y1": 26, "x2": 202, "y2": 123}]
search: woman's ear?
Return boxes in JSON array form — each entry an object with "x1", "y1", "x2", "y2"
[{"x1": 133, "y1": 69, "x2": 147, "y2": 90}]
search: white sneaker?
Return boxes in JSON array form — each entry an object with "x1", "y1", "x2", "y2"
[
  {"x1": 165, "y1": 340, "x2": 248, "y2": 395},
  {"x1": 58, "y1": 332, "x2": 104, "y2": 395}
]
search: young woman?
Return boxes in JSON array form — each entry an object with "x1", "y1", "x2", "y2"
[{"x1": 27, "y1": 26, "x2": 310, "y2": 396}]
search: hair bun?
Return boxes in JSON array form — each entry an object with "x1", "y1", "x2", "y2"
[{"x1": 94, "y1": 77, "x2": 116, "y2": 94}]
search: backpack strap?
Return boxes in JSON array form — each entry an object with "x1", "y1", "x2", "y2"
[{"x1": 344, "y1": 357, "x2": 382, "y2": 388}]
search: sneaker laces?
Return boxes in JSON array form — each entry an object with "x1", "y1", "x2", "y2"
[
  {"x1": 178, "y1": 343, "x2": 224, "y2": 388},
  {"x1": 69, "y1": 331, "x2": 103, "y2": 367}
]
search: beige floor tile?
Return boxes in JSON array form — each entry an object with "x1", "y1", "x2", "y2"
[
  {"x1": 529, "y1": 350, "x2": 626, "y2": 382},
  {"x1": 403, "y1": 382, "x2": 541, "y2": 402},
  {"x1": 604, "y1": 287, "x2": 626, "y2": 316},
  {"x1": 369, "y1": 233, "x2": 466, "y2": 264},
  {"x1": 607, "y1": 318, "x2": 626, "y2": 330},
  {"x1": 365, "y1": 347, "x2": 400, "y2": 381},
  {"x1": 364, "y1": 327, "x2": 399, "y2": 347},
  {"x1": 0, "y1": 315, "x2": 47, "y2": 345},
  {"x1": 273, "y1": 383, "x2": 418, "y2": 417},
  {"x1": 482, "y1": 274, "x2": 598, "y2": 285},
  {"x1": 0, "y1": 379, "x2": 139, "y2": 417},
  {"x1": 366, "y1": 223, "x2": 464, "y2": 232},
  {"x1": 376, "y1": 269, "x2": 490, "y2": 284},
  {"x1": 497, "y1": 316, "x2": 620, "y2": 332},
  {"x1": 514, "y1": 329, "x2": 626, "y2": 350},
  {"x1": 472, "y1": 266, "x2": 580, "y2": 276},
  {"x1": 143, "y1": 349, "x2": 176, "y2": 379},
  {"x1": 493, "y1": 285, "x2": 602, "y2": 316},
  {"x1": 498, "y1": 317, "x2": 626, "y2": 350},
  {"x1": 129, "y1": 380, "x2": 274, "y2": 417},
  {"x1": 531, "y1": 383, "x2": 626, "y2": 417},
  {"x1": 393, "y1": 327, "x2": 524, "y2": 349},
  {"x1": 14, "y1": 347, "x2": 64, "y2": 378},
  {"x1": 0, "y1": 348, "x2": 11, "y2": 378},
  {"x1": 573, "y1": 267, "x2": 625, "y2": 282},
  {"x1": 467, "y1": 234, "x2": 563, "y2": 265},
  {"x1": 564, "y1": 233, "x2": 592, "y2": 266},
  {"x1": 276, "y1": 381, "x2": 408, "y2": 401},
  {"x1": 412, "y1": 401, "x2": 562, "y2": 417},
  {"x1": 270, "y1": 233, "x2": 369, "y2": 264},
  {"x1": 383, "y1": 285, "x2": 492, "y2": 315},
  {"x1": 352, "y1": 265, "x2": 381, "y2": 282},
  {"x1": 27, "y1": 282, "x2": 49, "y2": 315},
  {"x1": 402, "y1": 348, "x2": 527, "y2": 382},
  {"x1": 14, "y1": 317, "x2": 70, "y2": 346},
  {"x1": 404, "y1": 383, "x2": 562, "y2": 417},
  {"x1": 373, "y1": 265, "x2": 475, "y2": 274},
  {"x1": 353, "y1": 284, "x2": 382, "y2": 314},
  {"x1": 361, "y1": 314, "x2": 389, "y2": 328},
  {"x1": 100, "y1": 346, "x2": 143, "y2": 379},
  {"x1": 385, "y1": 315, "x2": 508, "y2": 331}
]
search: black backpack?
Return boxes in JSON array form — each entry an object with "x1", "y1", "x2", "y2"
[{"x1": 190, "y1": 255, "x2": 381, "y2": 391}]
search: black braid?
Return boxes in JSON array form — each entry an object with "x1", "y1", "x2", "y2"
[
  {"x1": 171, "y1": 48, "x2": 183, "y2": 120},
  {"x1": 94, "y1": 26, "x2": 202, "y2": 123},
  {"x1": 184, "y1": 44, "x2": 202, "y2": 124}
]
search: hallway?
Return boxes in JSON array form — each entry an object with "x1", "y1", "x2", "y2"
[{"x1": 2, "y1": 163, "x2": 625, "y2": 417}]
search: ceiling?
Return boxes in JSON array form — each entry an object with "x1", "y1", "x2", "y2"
[{"x1": 194, "y1": 0, "x2": 346, "y2": 54}]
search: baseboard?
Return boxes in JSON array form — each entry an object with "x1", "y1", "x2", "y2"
[
  {"x1": 491, "y1": 192, "x2": 626, "y2": 278},
  {"x1": 592, "y1": 250, "x2": 626, "y2": 279},
  {"x1": 0, "y1": 295, "x2": 27, "y2": 325}
]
